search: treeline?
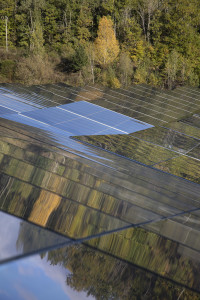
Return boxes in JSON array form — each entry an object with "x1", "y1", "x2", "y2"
[{"x1": 0, "y1": 0, "x2": 200, "y2": 88}]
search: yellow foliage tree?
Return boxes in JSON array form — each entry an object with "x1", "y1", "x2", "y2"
[{"x1": 94, "y1": 16, "x2": 120, "y2": 67}]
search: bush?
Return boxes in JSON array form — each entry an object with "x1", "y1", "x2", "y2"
[
  {"x1": 110, "y1": 77, "x2": 121, "y2": 88},
  {"x1": 0, "y1": 59, "x2": 16, "y2": 80},
  {"x1": 15, "y1": 54, "x2": 64, "y2": 85}
]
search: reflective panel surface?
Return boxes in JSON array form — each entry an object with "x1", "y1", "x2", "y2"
[
  {"x1": 0, "y1": 83, "x2": 200, "y2": 299},
  {"x1": 1, "y1": 241, "x2": 200, "y2": 299},
  {"x1": 0, "y1": 211, "x2": 70, "y2": 263}
]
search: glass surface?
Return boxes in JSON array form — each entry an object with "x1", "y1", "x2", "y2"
[
  {"x1": 154, "y1": 155, "x2": 200, "y2": 184},
  {"x1": 28, "y1": 84, "x2": 78, "y2": 105},
  {"x1": 0, "y1": 83, "x2": 74, "y2": 108},
  {"x1": 168, "y1": 121, "x2": 200, "y2": 139},
  {"x1": 68, "y1": 83, "x2": 195, "y2": 115},
  {"x1": 24, "y1": 107, "x2": 80, "y2": 125},
  {"x1": 0, "y1": 91, "x2": 42, "y2": 109},
  {"x1": 53, "y1": 83, "x2": 104, "y2": 102},
  {"x1": 86, "y1": 86, "x2": 191, "y2": 118},
  {"x1": 143, "y1": 214, "x2": 200, "y2": 251},
  {"x1": 0, "y1": 94, "x2": 36, "y2": 112},
  {"x1": 114, "y1": 119, "x2": 152, "y2": 132},
  {"x1": 1, "y1": 236, "x2": 200, "y2": 299},
  {"x1": 95, "y1": 128, "x2": 127, "y2": 135},
  {"x1": 0, "y1": 211, "x2": 70, "y2": 263},
  {"x1": 135, "y1": 83, "x2": 200, "y2": 103},
  {"x1": 76, "y1": 134, "x2": 178, "y2": 165},
  {"x1": 0, "y1": 94, "x2": 154, "y2": 138},
  {"x1": 92, "y1": 99, "x2": 168, "y2": 125},
  {"x1": 188, "y1": 144, "x2": 200, "y2": 159},
  {"x1": 0, "y1": 252, "x2": 95, "y2": 300},
  {"x1": 86, "y1": 224, "x2": 200, "y2": 292},
  {"x1": 167, "y1": 89, "x2": 200, "y2": 104},
  {"x1": 60, "y1": 101, "x2": 106, "y2": 115},
  {"x1": 56, "y1": 118, "x2": 112, "y2": 135},
  {"x1": 131, "y1": 126, "x2": 199, "y2": 153},
  {"x1": 0, "y1": 172, "x2": 131, "y2": 240},
  {"x1": 52, "y1": 84, "x2": 175, "y2": 125},
  {"x1": 175, "y1": 86, "x2": 200, "y2": 99},
  {"x1": 180, "y1": 114, "x2": 200, "y2": 128},
  {"x1": 35, "y1": 83, "x2": 83, "y2": 103},
  {"x1": 0, "y1": 115, "x2": 199, "y2": 202},
  {"x1": 130, "y1": 84, "x2": 199, "y2": 109},
  {"x1": 0, "y1": 106, "x2": 15, "y2": 115},
  {"x1": 1, "y1": 83, "x2": 200, "y2": 130},
  {"x1": 1, "y1": 83, "x2": 200, "y2": 298},
  {"x1": 0, "y1": 128, "x2": 200, "y2": 241}
]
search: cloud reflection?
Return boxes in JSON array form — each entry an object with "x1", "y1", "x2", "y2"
[{"x1": 0, "y1": 252, "x2": 94, "y2": 300}]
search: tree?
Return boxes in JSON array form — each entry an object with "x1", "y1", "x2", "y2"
[
  {"x1": 94, "y1": 16, "x2": 120, "y2": 67},
  {"x1": 72, "y1": 44, "x2": 88, "y2": 72},
  {"x1": 0, "y1": 0, "x2": 15, "y2": 49},
  {"x1": 136, "y1": 0, "x2": 163, "y2": 42},
  {"x1": 118, "y1": 51, "x2": 133, "y2": 86},
  {"x1": 30, "y1": 16, "x2": 45, "y2": 55},
  {"x1": 86, "y1": 42, "x2": 95, "y2": 84}
]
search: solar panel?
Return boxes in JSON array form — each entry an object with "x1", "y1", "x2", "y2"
[
  {"x1": 1, "y1": 98, "x2": 153, "y2": 137},
  {"x1": 59, "y1": 101, "x2": 106, "y2": 115},
  {"x1": 24, "y1": 107, "x2": 80, "y2": 125},
  {"x1": 0, "y1": 106, "x2": 16, "y2": 115},
  {"x1": 56, "y1": 118, "x2": 111, "y2": 135},
  {"x1": 1, "y1": 83, "x2": 200, "y2": 297},
  {"x1": 0, "y1": 211, "x2": 69, "y2": 263},
  {"x1": 0, "y1": 94, "x2": 37, "y2": 112}
]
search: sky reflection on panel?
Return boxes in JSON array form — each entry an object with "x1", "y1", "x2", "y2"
[{"x1": 0, "y1": 83, "x2": 200, "y2": 299}]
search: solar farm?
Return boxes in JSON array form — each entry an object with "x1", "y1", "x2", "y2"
[{"x1": 0, "y1": 83, "x2": 200, "y2": 299}]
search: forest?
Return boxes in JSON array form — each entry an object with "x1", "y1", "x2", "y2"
[{"x1": 0, "y1": 0, "x2": 200, "y2": 88}]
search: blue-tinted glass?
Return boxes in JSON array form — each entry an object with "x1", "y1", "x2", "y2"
[
  {"x1": 1, "y1": 114, "x2": 48, "y2": 128},
  {"x1": 2, "y1": 92, "x2": 43, "y2": 109},
  {"x1": 24, "y1": 107, "x2": 79, "y2": 125},
  {"x1": 87, "y1": 110, "x2": 130, "y2": 124},
  {"x1": 0, "y1": 106, "x2": 15, "y2": 115},
  {"x1": 115, "y1": 120, "x2": 153, "y2": 132},
  {"x1": 96, "y1": 128, "x2": 124, "y2": 135},
  {"x1": 55, "y1": 118, "x2": 110, "y2": 136},
  {"x1": 0, "y1": 95, "x2": 36, "y2": 112},
  {"x1": 60, "y1": 101, "x2": 105, "y2": 115}
]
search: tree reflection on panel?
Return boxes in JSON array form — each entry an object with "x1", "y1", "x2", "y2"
[
  {"x1": 41, "y1": 244, "x2": 200, "y2": 300},
  {"x1": 1, "y1": 135, "x2": 200, "y2": 293}
]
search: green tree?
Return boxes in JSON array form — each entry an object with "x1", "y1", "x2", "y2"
[
  {"x1": 0, "y1": 0, "x2": 15, "y2": 49},
  {"x1": 72, "y1": 44, "x2": 88, "y2": 72},
  {"x1": 118, "y1": 51, "x2": 133, "y2": 86}
]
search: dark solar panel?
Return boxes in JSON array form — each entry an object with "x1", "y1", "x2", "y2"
[
  {"x1": 1, "y1": 83, "x2": 200, "y2": 297},
  {"x1": 0, "y1": 211, "x2": 70, "y2": 263}
]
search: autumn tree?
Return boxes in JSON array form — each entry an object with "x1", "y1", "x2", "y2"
[
  {"x1": 1, "y1": 0, "x2": 200, "y2": 87},
  {"x1": 94, "y1": 16, "x2": 120, "y2": 68}
]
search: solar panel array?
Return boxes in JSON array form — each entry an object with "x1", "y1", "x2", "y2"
[
  {"x1": 0, "y1": 84, "x2": 153, "y2": 138},
  {"x1": 52, "y1": 82, "x2": 200, "y2": 125},
  {"x1": 1, "y1": 82, "x2": 200, "y2": 179},
  {"x1": 0, "y1": 83, "x2": 200, "y2": 296}
]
